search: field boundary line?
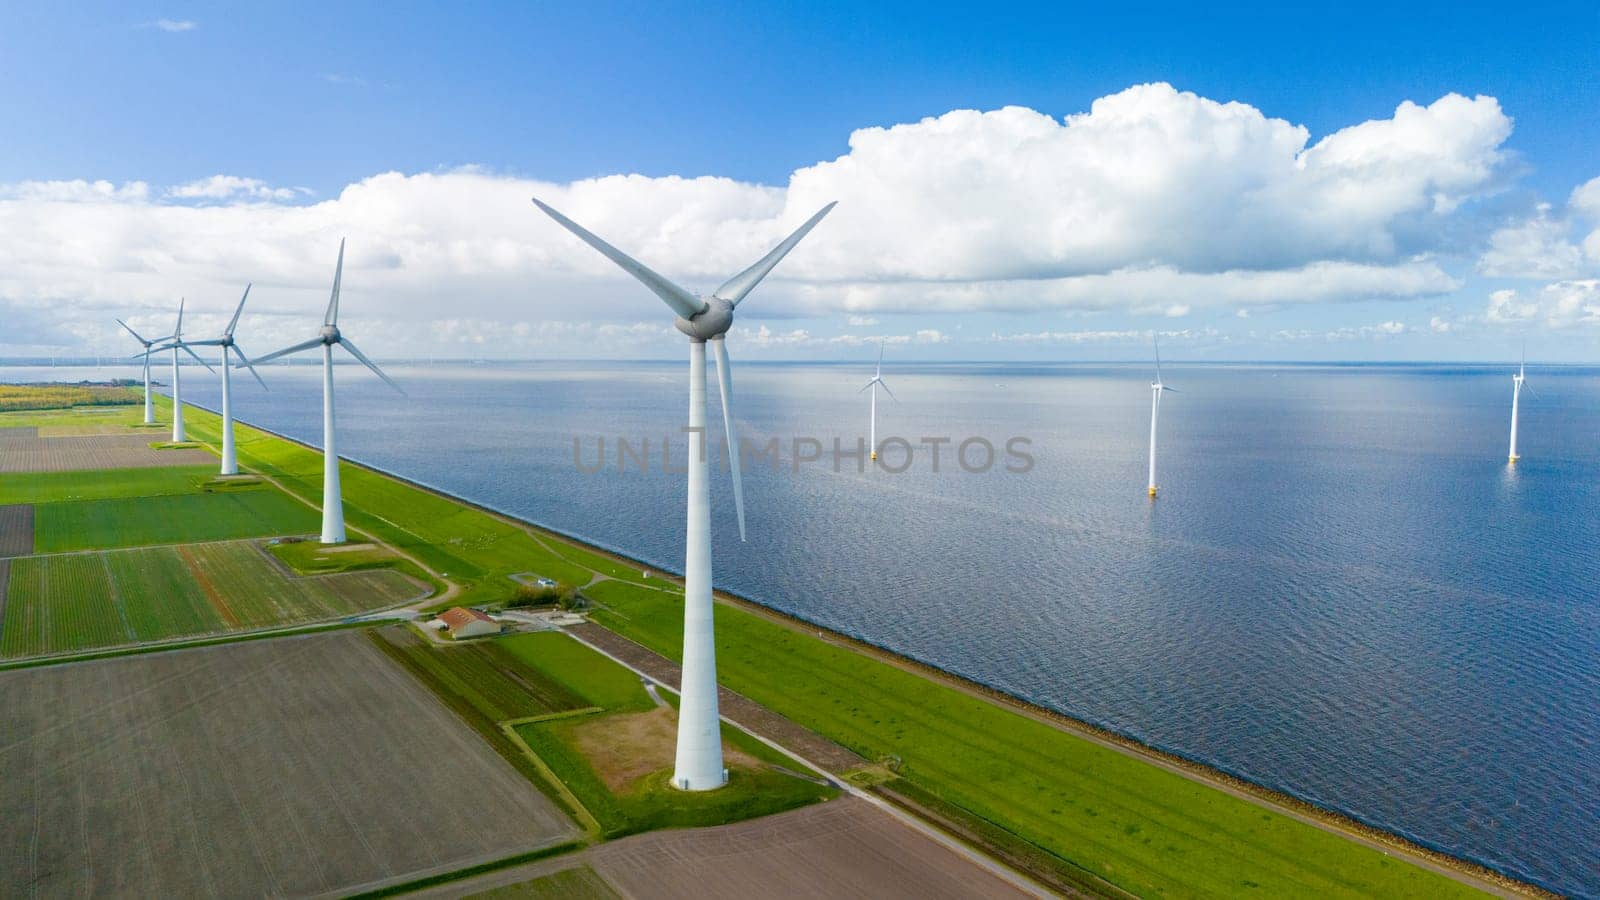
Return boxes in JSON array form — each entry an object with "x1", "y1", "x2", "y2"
[
  {"x1": 498, "y1": 721, "x2": 604, "y2": 838},
  {"x1": 502, "y1": 706, "x2": 604, "y2": 727}
]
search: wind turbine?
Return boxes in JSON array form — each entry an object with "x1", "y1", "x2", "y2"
[
  {"x1": 533, "y1": 196, "x2": 835, "y2": 791},
  {"x1": 859, "y1": 341, "x2": 895, "y2": 461},
  {"x1": 115, "y1": 318, "x2": 175, "y2": 425},
  {"x1": 1508, "y1": 344, "x2": 1529, "y2": 464},
  {"x1": 161, "y1": 299, "x2": 215, "y2": 442},
  {"x1": 249, "y1": 240, "x2": 403, "y2": 543},
  {"x1": 178, "y1": 286, "x2": 268, "y2": 475},
  {"x1": 1147, "y1": 336, "x2": 1177, "y2": 499}
]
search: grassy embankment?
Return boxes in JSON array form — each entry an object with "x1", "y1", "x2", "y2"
[{"x1": 142, "y1": 395, "x2": 1506, "y2": 898}]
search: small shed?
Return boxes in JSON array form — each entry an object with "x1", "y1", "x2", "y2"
[{"x1": 433, "y1": 607, "x2": 500, "y2": 640}]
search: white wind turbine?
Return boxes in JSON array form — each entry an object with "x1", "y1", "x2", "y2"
[
  {"x1": 1508, "y1": 344, "x2": 1531, "y2": 464},
  {"x1": 533, "y1": 196, "x2": 836, "y2": 791},
  {"x1": 115, "y1": 318, "x2": 175, "y2": 425},
  {"x1": 177, "y1": 286, "x2": 268, "y2": 475},
  {"x1": 161, "y1": 299, "x2": 214, "y2": 442},
  {"x1": 859, "y1": 341, "x2": 895, "y2": 461},
  {"x1": 1147, "y1": 336, "x2": 1178, "y2": 498},
  {"x1": 249, "y1": 240, "x2": 403, "y2": 543}
]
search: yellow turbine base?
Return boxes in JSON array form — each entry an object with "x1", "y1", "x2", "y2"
[
  {"x1": 1148, "y1": 486, "x2": 1158, "y2": 498},
  {"x1": 1508, "y1": 455, "x2": 1519, "y2": 463},
  {"x1": 870, "y1": 451, "x2": 878, "y2": 460}
]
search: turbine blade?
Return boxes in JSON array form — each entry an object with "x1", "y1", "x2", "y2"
[
  {"x1": 1162, "y1": 385, "x2": 1180, "y2": 393},
  {"x1": 116, "y1": 318, "x2": 148, "y2": 345},
  {"x1": 713, "y1": 202, "x2": 837, "y2": 307},
  {"x1": 711, "y1": 338, "x2": 746, "y2": 541},
  {"x1": 227, "y1": 284, "x2": 251, "y2": 336},
  {"x1": 338, "y1": 337, "x2": 406, "y2": 395},
  {"x1": 181, "y1": 343, "x2": 216, "y2": 373},
  {"x1": 876, "y1": 340, "x2": 884, "y2": 376},
  {"x1": 532, "y1": 198, "x2": 707, "y2": 320},
  {"x1": 858, "y1": 380, "x2": 874, "y2": 394},
  {"x1": 879, "y1": 380, "x2": 897, "y2": 402},
  {"x1": 1153, "y1": 333, "x2": 1163, "y2": 383},
  {"x1": 231, "y1": 345, "x2": 269, "y2": 390},
  {"x1": 251, "y1": 336, "x2": 325, "y2": 366},
  {"x1": 175, "y1": 297, "x2": 185, "y2": 337},
  {"x1": 325, "y1": 240, "x2": 345, "y2": 326}
]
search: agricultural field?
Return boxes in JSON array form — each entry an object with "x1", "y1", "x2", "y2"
[
  {"x1": 0, "y1": 382, "x2": 138, "y2": 411},
  {"x1": 0, "y1": 432, "x2": 215, "y2": 472},
  {"x1": 0, "y1": 540, "x2": 428, "y2": 659},
  {"x1": 0, "y1": 504, "x2": 32, "y2": 557},
  {"x1": 372, "y1": 627, "x2": 588, "y2": 722},
  {"x1": 32, "y1": 490, "x2": 318, "y2": 552},
  {"x1": 0, "y1": 464, "x2": 219, "y2": 505},
  {"x1": 0, "y1": 632, "x2": 577, "y2": 897}
]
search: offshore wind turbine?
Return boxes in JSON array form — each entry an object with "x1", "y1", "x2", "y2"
[
  {"x1": 163, "y1": 299, "x2": 214, "y2": 442},
  {"x1": 1147, "y1": 336, "x2": 1178, "y2": 499},
  {"x1": 178, "y1": 286, "x2": 268, "y2": 475},
  {"x1": 250, "y1": 240, "x2": 403, "y2": 543},
  {"x1": 115, "y1": 318, "x2": 174, "y2": 425},
  {"x1": 859, "y1": 341, "x2": 895, "y2": 461},
  {"x1": 1508, "y1": 345, "x2": 1529, "y2": 464},
  {"x1": 533, "y1": 196, "x2": 835, "y2": 790}
]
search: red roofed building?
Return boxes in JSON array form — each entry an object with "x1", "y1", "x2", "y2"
[{"x1": 431, "y1": 606, "x2": 500, "y2": 640}]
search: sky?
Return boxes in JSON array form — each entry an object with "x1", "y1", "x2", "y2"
[{"x1": 1, "y1": 0, "x2": 1597, "y2": 362}]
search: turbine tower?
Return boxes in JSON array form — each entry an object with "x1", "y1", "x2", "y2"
[
  {"x1": 115, "y1": 318, "x2": 174, "y2": 425},
  {"x1": 164, "y1": 299, "x2": 214, "y2": 442},
  {"x1": 1508, "y1": 345, "x2": 1528, "y2": 464},
  {"x1": 1147, "y1": 336, "x2": 1178, "y2": 498},
  {"x1": 534, "y1": 196, "x2": 835, "y2": 790},
  {"x1": 251, "y1": 240, "x2": 403, "y2": 543},
  {"x1": 179, "y1": 286, "x2": 268, "y2": 475},
  {"x1": 859, "y1": 341, "x2": 895, "y2": 461}
]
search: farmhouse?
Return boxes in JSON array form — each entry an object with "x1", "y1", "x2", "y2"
[{"x1": 430, "y1": 607, "x2": 501, "y2": 640}]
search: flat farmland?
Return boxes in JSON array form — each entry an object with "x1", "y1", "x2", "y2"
[
  {"x1": 0, "y1": 505, "x2": 32, "y2": 558},
  {"x1": 0, "y1": 541, "x2": 428, "y2": 659},
  {"x1": 0, "y1": 632, "x2": 578, "y2": 897},
  {"x1": 0, "y1": 464, "x2": 217, "y2": 505},
  {"x1": 33, "y1": 490, "x2": 319, "y2": 552},
  {"x1": 0, "y1": 432, "x2": 215, "y2": 472}
]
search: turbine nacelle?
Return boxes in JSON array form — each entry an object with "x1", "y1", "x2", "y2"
[
  {"x1": 320, "y1": 324, "x2": 342, "y2": 345},
  {"x1": 673, "y1": 297, "x2": 735, "y2": 341}
]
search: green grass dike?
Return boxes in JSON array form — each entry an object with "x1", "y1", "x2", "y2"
[{"x1": 150, "y1": 395, "x2": 1492, "y2": 898}]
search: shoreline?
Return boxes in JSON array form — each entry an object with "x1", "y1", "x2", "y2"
[{"x1": 200, "y1": 399, "x2": 1549, "y2": 898}]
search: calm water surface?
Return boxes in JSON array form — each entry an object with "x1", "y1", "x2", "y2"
[{"x1": 11, "y1": 361, "x2": 1598, "y2": 895}]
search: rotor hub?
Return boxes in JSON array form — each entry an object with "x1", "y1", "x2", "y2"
[
  {"x1": 674, "y1": 297, "x2": 734, "y2": 342},
  {"x1": 320, "y1": 324, "x2": 341, "y2": 344}
]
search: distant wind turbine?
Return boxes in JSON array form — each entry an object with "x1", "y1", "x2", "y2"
[
  {"x1": 533, "y1": 195, "x2": 836, "y2": 791},
  {"x1": 250, "y1": 240, "x2": 403, "y2": 543},
  {"x1": 1147, "y1": 336, "x2": 1178, "y2": 499},
  {"x1": 162, "y1": 299, "x2": 215, "y2": 442},
  {"x1": 177, "y1": 286, "x2": 268, "y2": 475},
  {"x1": 859, "y1": 341, "x2": 895, "y2": 461},
  {"x1": 1508, "y1": 344, "x2": 1529, "y2": 464},
  {"x1": 115, "y1": 318, "x2": 175, "y2": 425}
]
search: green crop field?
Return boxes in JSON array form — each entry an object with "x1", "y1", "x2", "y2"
[
  {"x1": 163, "y1": 395, "x2": 1484, "y2": 897},
  {"x1": 1, "y1": 541, "x2": 427, "y2": 659},
  {"x1": 0, "y1": 465, "x2": 219, "y2": 505},
  {"x1": 372, "y1": 626, "x2": 586, "y2": 722},
  {"x1": 33, "y1": 491, "x2": 319, "y2": 552}
]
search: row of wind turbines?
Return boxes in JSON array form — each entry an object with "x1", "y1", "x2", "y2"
[
  {"x1": 113, "y1": 199, "x2": 1543, "y2": 796},
  {"x1": 117, "y1": 240, "x2": 401, "y2": 544}
]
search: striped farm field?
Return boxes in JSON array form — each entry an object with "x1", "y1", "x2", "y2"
[{"x1": 0, "y1": 540, "x2": 428, "y2": 659}]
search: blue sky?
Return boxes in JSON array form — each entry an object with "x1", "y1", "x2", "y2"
[{"x1": 1, "y1": 1, "x2": 1597, "y2": 361}]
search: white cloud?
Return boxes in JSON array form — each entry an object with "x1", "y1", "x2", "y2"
[
  {"x1": 986, "y1": 327, "x2": 1220, "y2": 345},
  {"x1": 167, "y1": 175, "x2": 311, "y2": 203},
  {"x1": 1429, "y1": 315, "x2": 1454, "y2": 333},
  {"x1": 320, "y1": 73, "x2": 369, "y2": 87},
  {"x1": 1484, "y1": 280, "x2": 1600, "y2": 328},
  {"x1": 149, "y1": 19, "x2": 197, "y2": 32},
  {"x1": 1271, "y1": 321, "x2": 1410, "y2": 342},
  {"x1": 1478, "y1": 203, "x2": 1586, "y2": 278},
  {"x1": 0, "y1": 84, "x2": 1521, "y2": 356}
]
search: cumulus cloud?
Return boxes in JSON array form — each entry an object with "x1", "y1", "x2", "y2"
[
  {"x1": 986, "y1": 327, "x2": 1221, "y2": 344},
  {"x1": 1269, "y1": 321, "x2": 1410, "y2": 342},
  {"x1": 1484, "y1": 280, "x2": 1600, "y2": 329},
  {"x1": 0, "y1": 83, "x2": 1522, "y2": 356},
  {"x1": 1478, "y1": 203, "x2": 1587, "y2": 278}
]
